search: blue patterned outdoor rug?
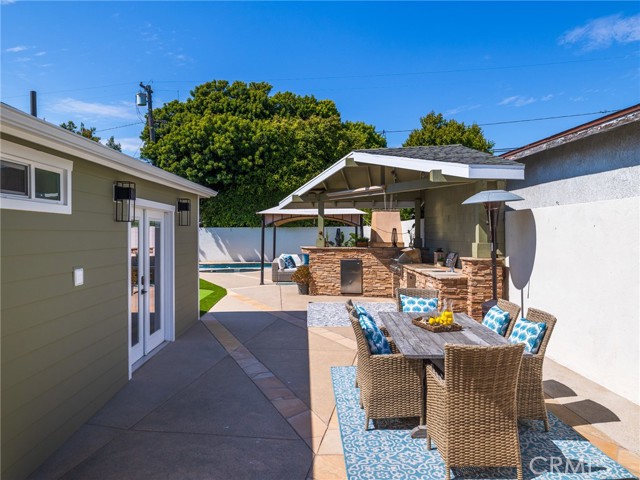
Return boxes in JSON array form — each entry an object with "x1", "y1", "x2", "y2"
[{"x1": 331, "y1": 366, "x2": 636, "y2": 480}]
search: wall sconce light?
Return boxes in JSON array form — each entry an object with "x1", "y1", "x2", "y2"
[
  {"x1": 113, "y1": 181, "x2": 136, "y2": 222},
  {"x1": 177, "y1": 198, "x2": 191, "y2": 226}
]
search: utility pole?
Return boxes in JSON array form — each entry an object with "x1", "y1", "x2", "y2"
[{"x1": 139, "y1": 82, "x2": 155, "y2": 142}]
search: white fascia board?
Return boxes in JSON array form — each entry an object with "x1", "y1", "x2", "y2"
[
  {"x1": 1, "y1": 104, "x2": 217, "y2": 198},
  {"x1": 351, "y1": 152, "x2": 525, "y2": 180},
  {"x1": 467, "y1": 164, "x2": 525, "y2": 180},
  {"x1": 351, "y1": 152, "x2": 472, "y2": 177},
  {"x1": 278, "y1": 154, "x2": 351, "y2": 207}
]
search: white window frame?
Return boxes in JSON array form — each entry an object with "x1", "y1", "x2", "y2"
[{"x1": 0, "y1": 143, "x2": 73, "y2": 214}]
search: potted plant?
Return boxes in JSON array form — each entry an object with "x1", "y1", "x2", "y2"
[
  {"x1": 291, "y1": 265, "x2": 311, "y2": 295},
  {"x1": 355, "y1": 236, "x2": 369, "y2": 248}
]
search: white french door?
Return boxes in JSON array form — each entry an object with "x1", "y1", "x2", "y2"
[{"x1": 129, "y1": 204, "x2": 174, "y2": 367}]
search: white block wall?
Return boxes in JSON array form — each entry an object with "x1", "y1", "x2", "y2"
[{"x1": 199, "y1": 220, "x2": 415, "y2": 262}]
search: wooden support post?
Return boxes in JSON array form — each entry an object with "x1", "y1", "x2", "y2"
[{"x1": 316, "y1": 201, "x2": 325, "y2": 247}]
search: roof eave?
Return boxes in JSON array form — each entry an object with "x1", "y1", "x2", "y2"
[{"x1": 1, "y1": 103, "x2": 217, "y2": 198}]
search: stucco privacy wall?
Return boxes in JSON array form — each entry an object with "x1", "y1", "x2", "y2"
[
  {"x1": 0, "y1": 135, "x2": 199, "y2": 479},
  {"x1": 505, "y1": 121, "x2": 640, "y2": 405},
  {"x1": 199, "y1": 222, "x2": 414, "y2": 262}
]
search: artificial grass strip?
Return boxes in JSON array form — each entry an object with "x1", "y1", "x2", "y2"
[{"x1": 199, "y1": 278, "x2": 226, "y2": 316}]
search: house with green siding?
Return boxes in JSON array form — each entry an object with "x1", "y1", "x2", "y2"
[{"x1": 0, "y1": 103, "x2": 216, "y2": 479}]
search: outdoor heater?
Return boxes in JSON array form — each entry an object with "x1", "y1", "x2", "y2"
[{"x1": 462, "y1": 189, "x2": 523, "y2": 312}]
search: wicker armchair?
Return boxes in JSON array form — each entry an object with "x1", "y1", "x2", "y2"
[
  {"x1": 426, "y1": 343, "x2": 525, "y2": 480},
  {"x1": 495, "y1": 299, "x2": 522, "y2": 337},
  {"x1": 348, "y1": 314, "x2": 423, "y2": 430},
  {"x1": 396, "y1": 287, "x2": 439, "y2": 312},
  {"x1": 507, "y1": 307, "x2": 557, "y2": 431}
]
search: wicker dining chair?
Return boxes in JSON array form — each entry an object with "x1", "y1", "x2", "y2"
[
  {"x1": 426, "y1": 343, "x2": 525, "y2": 480},
  {"x1": 348, "y1": 314, "x2": 423, "y2": 429},
  {"x1": 396, "y1": 287, "x2": 439, "y2": 312},
  {"x1": 346, "y1": 302, "x2": 393, "y2": 391},
  {"x1": 494, "y1": 299, "x2": 522, "y2": 337},
  {"x1": 508, "y1": 307, "x2": 557, "y2": 431}
]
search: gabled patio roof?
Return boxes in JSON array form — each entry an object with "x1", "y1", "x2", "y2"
[{"x1": 279, "y1": 145, "x2": 524, "y2": 209}]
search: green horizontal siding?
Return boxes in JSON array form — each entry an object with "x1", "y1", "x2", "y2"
[{"x1": 1, "y1": 137, "x2": 201, "y2": 479}]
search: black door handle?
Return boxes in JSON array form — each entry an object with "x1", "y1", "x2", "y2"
[{"x1": 141, "y1": 276, "x2": 147, "y2": 295}]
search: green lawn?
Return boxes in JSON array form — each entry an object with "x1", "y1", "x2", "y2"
[{"x1": 199, "y1": 278, "x2": 227, "y2": 316}]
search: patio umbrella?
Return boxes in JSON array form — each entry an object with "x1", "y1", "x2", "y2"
[{"x1": 462, "y1": 190, "x2": 524, "y2": 311}]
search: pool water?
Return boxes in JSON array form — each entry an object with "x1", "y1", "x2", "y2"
[{"x1": 199, "y1": 262, "x2": 264, "y2": 272}]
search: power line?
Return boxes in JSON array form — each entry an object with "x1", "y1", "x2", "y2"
[
  {"x1": 95, "y1": 121, "x2": 144, "y2": 133},
  {"x1": 379, "y1": 109, "x2": 623, "y2": 135}
]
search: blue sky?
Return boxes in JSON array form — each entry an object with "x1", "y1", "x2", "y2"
[{"x1": 2, "y1": 2, "x2": 639, "y2": 157}]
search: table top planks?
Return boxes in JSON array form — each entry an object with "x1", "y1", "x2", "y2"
[{"x1": 379, "y1": 311, "x2": 515, "y2": 359}]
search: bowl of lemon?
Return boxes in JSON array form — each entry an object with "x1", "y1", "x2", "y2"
[{"x1": 412, "y1": 310, "x2": 462, "y2": 332}]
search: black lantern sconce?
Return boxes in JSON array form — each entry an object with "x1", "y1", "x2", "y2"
[
  {"x1": 177, "y1": 198, "x2": 191, "y2": 226},
  {"x1": 113, "y1": 181, "x2": 136, "y2": 222}
]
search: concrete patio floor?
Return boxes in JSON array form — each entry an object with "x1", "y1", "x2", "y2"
[{"x1": 30, "y1": 270, "x2": 639, "y2": 479}]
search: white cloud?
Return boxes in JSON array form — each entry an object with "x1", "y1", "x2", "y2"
[
  {"x1": 444, "y1": 104, "x2": 481, "y2": 116},
  {"x1": 1, "y1": 0, "x2": 17, "y2": 5},
  {"x1": 34, "y1": 51, "x2": 46, "y2": 56},
  {"x1": 50, "y1": 98, "x2": 138, "y2": 120},
  {"x1": 498, "y1": 95, "x2": 536, "y2": 107},
  {"x1": 540, "y1": 94, "x2": 554, "y2": 102},
  {"x1": 5, "y1": 45, "x2": 28, "y2": 53},
  {"x1": 559, "y1": 14, "x2": 640, "y2": 50}
]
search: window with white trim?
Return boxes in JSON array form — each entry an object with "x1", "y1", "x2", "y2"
[{"x1": 0, "y1": 143, "x2": 73, "y2": 214}]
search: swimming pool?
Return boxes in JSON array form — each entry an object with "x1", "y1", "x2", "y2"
[{"x1": 199, "y1": 262, "x2": 264, "y2": 272}]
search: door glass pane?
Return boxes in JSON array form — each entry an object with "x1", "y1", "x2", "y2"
[
  {"x1": 130, "y1": 220, "x2": 140, "y2": 347},
  {"x1": 1, "y1": 160, "x2": 28, "y2": 196},
  {"x1": 35, "y1": 168, "x2": 61, "y2": 201},
  {"x1": 149, "y1": 220, "x2": 161, "y2": 335}
]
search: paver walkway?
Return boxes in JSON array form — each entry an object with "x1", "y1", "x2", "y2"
[{"x1": 30, "y1": 270, "x2": 639, "y2": 479}]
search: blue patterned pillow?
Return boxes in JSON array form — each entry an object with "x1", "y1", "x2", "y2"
[
  {"x1": 508, "y1": 318, "x2": 547, "y2": 354},
  {"x1": 301, "y1": 253, "x2": 310, "y2": 265},
  {"x1": 283, "y1": 255, "x2": 296, "y2": 269},
  {"x1": 400, "y1": 294, "x2": 438, "y2": 313},
  {"x1": 482, "y1": 305, "x2": 511, "y2": 336},
  {"x1": 354, "y1": 305, "x2": 391, "y2": 355}
]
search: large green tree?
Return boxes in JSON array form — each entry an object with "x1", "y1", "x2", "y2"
[
  {"x1": 403, "y1": 111, "x2": 494, "y2": 152},
  {"x1": 141, "y1": 80, "x2": 386, "y2": 226}
]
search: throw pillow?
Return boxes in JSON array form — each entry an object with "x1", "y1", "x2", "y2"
[
  {"x1": 354, "y1": 305, "x2": 391, "y2": 355},
  {"x1": 301, "y1": 253, "x2": 310, "y2": 265},
  {"x1": 283, "y1": 255, "x2": 296, "y2": 269},
  {"x1": 508, "y1": 318, "x2": 547, "y2": 354},
  {"x1": 277, "y1": 256, "x2": 286, "y2": 270},
  {"x1": 482, "y1": 305, "x2": 511, "y2": 336},
  {"x1": 400, "y1": 294, "x2": 438, "y2": 313}
]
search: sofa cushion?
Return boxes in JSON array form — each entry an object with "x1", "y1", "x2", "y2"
[
  {"x1": 282, "y1": 255, "x2": 296, "y2": 269},
  {"x1": 292, "y1": 255, "x2": 304, "y2": 267},
  {"x1": 400, "y1": 294, "x2": 438, "y2": 313},
  {"x1": 482, "y1": 305, "x2": 511, "y2": 336},
  {"x1": 277, "y1": 256, "x2": 286, "y2": 270},
  {"x1": 354, "y1": 305, "x2": 391, "y2": 355},
  {"x1": 508, "y1": 318, "x2": 547, "y2": 354}
]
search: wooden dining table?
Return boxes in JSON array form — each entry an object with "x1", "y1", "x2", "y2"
[{"x1": 378, "y1": 310, "x2": 521, "y2": 438}]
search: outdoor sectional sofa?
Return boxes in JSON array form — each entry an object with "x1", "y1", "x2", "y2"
[{"x1": 271, "y1": 253, "x2": 305, "y2": 282}]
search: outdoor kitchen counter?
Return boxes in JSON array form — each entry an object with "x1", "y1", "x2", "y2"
[
  {"x1": 399, "y1": 259, "x2": 504, "y2": 320},
  {"x1": 301, "y1": 246, "x2": 401, "y2": 297}
]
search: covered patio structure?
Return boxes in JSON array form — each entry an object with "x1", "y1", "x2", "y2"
[
  {"x1": 277, "y1": 145, "x2": 526, "y2": 315},
  {"x1": 257, "y1": 206, "x2": 365, "y2": 285}
]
